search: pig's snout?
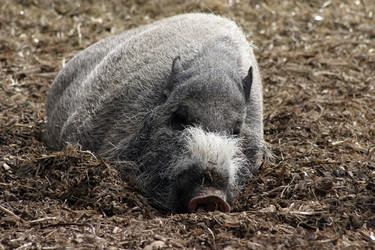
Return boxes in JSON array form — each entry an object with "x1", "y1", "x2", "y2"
[
  {"x1": 176, "y1": 127, "x2": 244, "y2": 213},
  {"x1": 188, "y1": 187, "x2": 230, "y2": 213}
]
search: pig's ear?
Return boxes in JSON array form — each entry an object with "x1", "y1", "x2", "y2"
[
  {"x1": 166, "y1": 56, "x2": 182, "y2": 93},
  {"x1": 171, "y1": 56, "x2": 183, "y2": 74},
  {"x1": 242, "y1": 67, "x2": 252, "y2": 102},
  {"x1": 163, "y1": 56, "x2": 183, "y2": 101}
]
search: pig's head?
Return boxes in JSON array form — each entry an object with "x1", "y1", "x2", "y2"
[{"x1": 116, "y1": 56, "x2": 254, "y2": 213}]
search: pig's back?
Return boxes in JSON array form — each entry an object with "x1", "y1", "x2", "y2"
[{"x1": 46, "y1": 13, "x2": 256, "y2": 150}]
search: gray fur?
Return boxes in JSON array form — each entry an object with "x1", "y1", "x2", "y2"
[{"x1": 45, "y1": 13, "x2": 266, "y2": 212}]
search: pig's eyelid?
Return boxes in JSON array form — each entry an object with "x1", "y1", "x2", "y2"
[
  {"x1": 232, "y1": 120, "x2": 242, "y2": 135},
  {"x1": 170, "y1": 107, "x2": 193, "y2": 130}
]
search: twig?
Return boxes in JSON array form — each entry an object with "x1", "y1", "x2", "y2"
[
  {"x1": 280, "y1": 175, "x2": 295, "y2": 198},
  {"x1": 289, "y1": 211, "x2": 322, "y2": 216},
  {"x1": 368, "y1": 147, "x2": 375, "y2": 161},
  {"x1": 206, "y1": 227, "x2": 216, "y2": 249},
  {"x1": 40, "y1": 222, "x2": 90, "y2": 229},
  {"x1": 0, "y1": 204, "x2": 23, "y2": 221},
  {"x1": 29, "y1": 217, "x2": 58, "y2": 225},
  {"x1": 261, "y1": 185, "x2": 287, "y2": 197}
]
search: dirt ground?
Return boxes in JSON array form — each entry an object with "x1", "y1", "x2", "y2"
[{"x1": 1, "y1": 0, "x2": 374, "y2": 249}]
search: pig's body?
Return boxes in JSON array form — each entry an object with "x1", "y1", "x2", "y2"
[{"x1": 45, "y1": 13, "x2": 266, "y2": 213}]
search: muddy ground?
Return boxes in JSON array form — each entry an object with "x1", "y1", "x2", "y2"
[{"x1": 1, "y1": 0, "x2": 375, "y2": 249}]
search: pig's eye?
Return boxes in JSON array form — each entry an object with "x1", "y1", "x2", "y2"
[
  {"x1": 170, "y1": 107, "x2": 191, "y2": 131},
  {"x1": 233, "y1": 121, "x2": 242, "y2": 135}
]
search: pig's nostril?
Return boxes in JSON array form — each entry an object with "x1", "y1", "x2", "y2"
[{"x1": 188, "y1": 195, "x2": 231, "y2": 213}]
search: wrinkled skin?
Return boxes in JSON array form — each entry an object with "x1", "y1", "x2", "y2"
[{"x1": 45, "y1": 13, "x2": 266, "y2": 213}]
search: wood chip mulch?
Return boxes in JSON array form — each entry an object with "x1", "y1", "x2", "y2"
[{"x1": 1, "y1": 0, "x2": 374, "y2": 248}]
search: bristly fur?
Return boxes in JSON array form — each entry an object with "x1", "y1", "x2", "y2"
[{"x1": 179, "y1": 127, "x2": 245, "y2": 185}]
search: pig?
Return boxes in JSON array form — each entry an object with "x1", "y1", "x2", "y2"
[{"x1": 45, "y1": 13, "x2": 266, "y2": 213}]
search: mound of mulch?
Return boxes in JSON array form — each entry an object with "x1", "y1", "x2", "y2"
[
  {"x1": 8, "y1": 145, "x2": 153, "y2": 216},
  {"x1": 1, "y1": 0, "x2": 374, "y2": 248}
]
